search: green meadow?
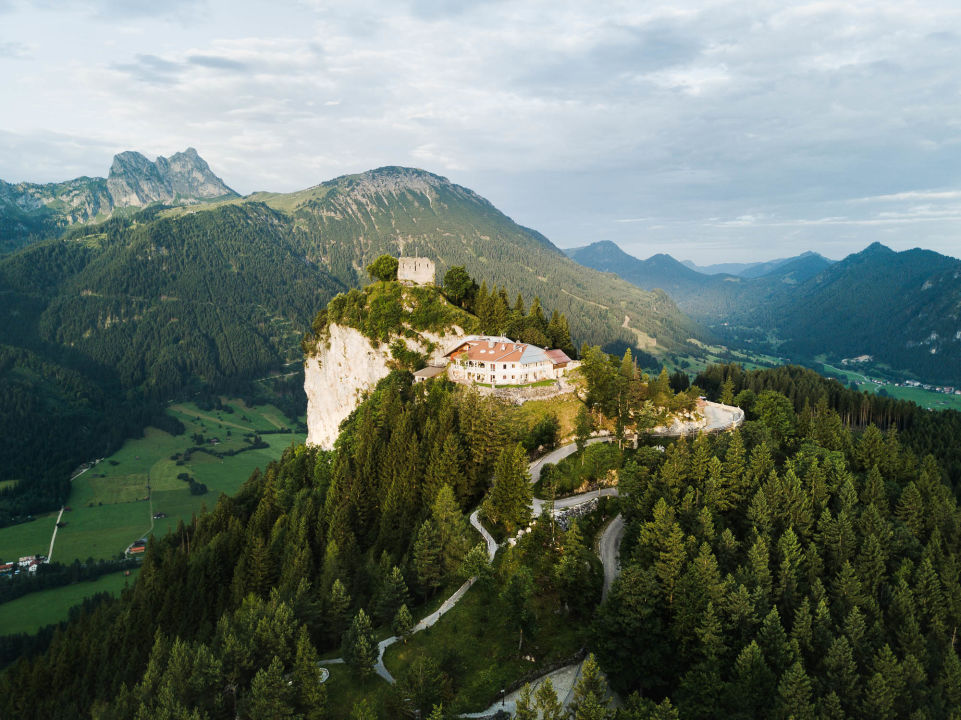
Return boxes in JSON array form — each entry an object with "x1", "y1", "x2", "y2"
[
  {"x1": 0, "y1": 569, "x2": 140, "y2": 636},
  {"x1": 0, "y1": 398, "x2": 306, "y2": 566}
]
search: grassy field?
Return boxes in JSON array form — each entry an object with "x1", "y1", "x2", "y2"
[
  {"x1": 820, "y1": 363, "x2": 961, "y2": 412},
  {"x1": 0, "y1": 512, "x2": 57, "y2": 563},
  {"x1": 0, "y1": 568, "x2": 140, "y2": 635},
  {"x1": 0, "y1": 398, "x2": 306, "y2": 565},
  {"x1": 510, "y1": 393, "x2": 585, "y2": 441}
]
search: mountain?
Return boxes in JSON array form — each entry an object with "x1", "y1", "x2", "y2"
[
  {"x1": 0, "y1": 148, "x2": 236, "y2": 253},
  {"x1": 681, "y1": 251, "x2": 833, "y2": 278},
  {"x1": 0, "y1": 163, "x2": 702, "y2": 522},
  {"x1": 571, "y1": 239, "x2": 961, "y2": 385},
  {"x1": 566, "y1": 240, "x2": 832, "y2": 320},
  {"x1": 237, "y1": 166, "x2": 701, "y2": 356},
  {"x1": 773, "y1": 242, "x2": 961, "y2": 383}
]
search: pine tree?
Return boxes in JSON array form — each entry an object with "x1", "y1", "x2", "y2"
[
  {"x1": 291, "y1": 627, "x2": 326, "y2": 720},
  {"x1": 342, "y1": 609, "x2": 377, "y2": 680},
  {"x1": 482, "y1": 444, "x2": 532, "y2": 533},
  {"x1": 392, "y1": 603, "x2": 413, "y2": 641},
  {"x1": 720, "y1": 377, "x2": 736, "y2": 405},
  {"x1": 570, "y1": 654, "x2": 612, "y2": 720},
  {"x1": 431, "y1": 484, "x2": 468, "y2": 574},
  {"x1": 327, "y1": 578, "x2": 352, "y2": 644},
  {"x1": 514, "y1": 684, "x2": 537, "y2": 720},
  {"x1": 777, "y1": 660, "x2": 816, "y2": 720},
  {"x1": 535, "y1": 678, "x2": 565, "y2": 720},
  {"x1": 895, "y1": 481, "x2": 925, "y2": 536},
  {"x1": 245, "y1": 656, "x2": 295, "y2": 719},
  {"x1": 350, "y1": 698, "x2": 377, "y2": 720},
  {"x1": 413, "y1": 519, "x2": 443, "y2": 596},
  {"x1": 375, "y1": 566, "x2": 410, "y2": 624}
]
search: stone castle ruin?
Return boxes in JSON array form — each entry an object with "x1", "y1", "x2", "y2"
[{"x1": 397, "y1": 256, "x2": 435, "y2": 285}]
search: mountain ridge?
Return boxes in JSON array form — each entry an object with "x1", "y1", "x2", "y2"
[{"x1": 0, "y1": 148, "x2": 236, "y2": 252}]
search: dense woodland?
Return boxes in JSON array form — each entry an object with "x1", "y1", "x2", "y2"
[
  {"x1": 0, "y1": 205, "x2": 340, "y2": 523},
  {"x1": 0, "y1": 371, "x2": 571, "y2": 718},
  {"x1": 2, "y1": 344, "x2": 959, "y2": 717},
  {"x1": 596, "y1": 373, "x2": 961, "y2": 719}
]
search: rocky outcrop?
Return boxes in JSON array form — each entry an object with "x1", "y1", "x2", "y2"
[
  {"x1": 0, "y1": 148, "x2": 236, "y2": 246},
  {"x1": 107, "y1": 148, "x2": 235, "y2": 207},
  {"x1": 304, "y1": 323, "x2": 463, "y2": 449}
]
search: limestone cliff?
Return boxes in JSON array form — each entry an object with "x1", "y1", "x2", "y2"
[
  {"x1": 303, "y1": 281, "x2": 477, "y2": 449},
  {"x1": 305, "y1": 323, "x2": 462, "y2": 448}
]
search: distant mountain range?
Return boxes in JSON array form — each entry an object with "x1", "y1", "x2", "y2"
[
  {"x1": 0, "y1": 148, "x2": 236, "y2": 252},
  {"x1": 0, "y1": 153, "x2": 701, "y2": 520},
  {"x1": 569, "y1": 239, "x2": 961, "y2": 385},
  {"x1": 681, "y1": 252, "x2": 834, "y2": 278}
]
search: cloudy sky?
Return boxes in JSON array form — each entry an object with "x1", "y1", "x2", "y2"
[{"x1": 2, "y1": 0, "x2": 961, "y2": 263}]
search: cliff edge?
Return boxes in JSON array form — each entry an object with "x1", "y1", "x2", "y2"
[{"x1": 303, "y1": 281, "x2": 478, "y2": 449}]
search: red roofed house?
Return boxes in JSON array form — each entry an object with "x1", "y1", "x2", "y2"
[{"x1": 444, "y1": 336, "x2": 577, "y2": 386}]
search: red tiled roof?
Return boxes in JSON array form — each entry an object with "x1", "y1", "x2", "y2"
[{"x1": 545, "y1": 349, "x2": 572, "y2": 365}]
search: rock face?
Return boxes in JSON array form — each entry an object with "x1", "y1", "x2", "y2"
[
  {"x1": 305, "y1": 323, "x2": 462, "y2": 449},
  {"x1": 0, "y1": 148, "x2": 236, "y2": 249},
  {"x1": 107, "y1": 148, "x2": 235, "y2": 207}
]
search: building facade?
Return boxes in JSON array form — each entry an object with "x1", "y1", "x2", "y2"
[{"x1": 444, "y1": 335, "x2": 575, "y2": 386}]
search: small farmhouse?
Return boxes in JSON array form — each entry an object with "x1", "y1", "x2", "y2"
[{"x1": 444, "y1": 335, "x2": 576, "y2": 386}]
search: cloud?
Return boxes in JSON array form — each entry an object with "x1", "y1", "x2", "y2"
[
  {"x1": 4, "y1": 0, "x2": 961, "y2": 262},
  {"x1": 0, "y1": 41, "x2": 26, "y2": 58},
  {"x1": 187, "y1": 54, "x2": 248, "y2": 71}
]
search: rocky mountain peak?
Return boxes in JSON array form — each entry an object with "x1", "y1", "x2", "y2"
[{"x1": 107, "y1": 148, "x2": 236, "y2": 208}]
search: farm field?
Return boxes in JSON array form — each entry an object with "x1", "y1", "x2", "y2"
[
  {"x1": 820, "y1": 363, "x2": 961, "y2": 412},
  {"x1": 0, "y1": 399, "x2": 306, "y2": 565},
  {"x1": 0, "y1": 512, "x2": 57, "y2": 563},
  {"x1": 0, "y1": 568, "x2": 141, "y2": 636}
]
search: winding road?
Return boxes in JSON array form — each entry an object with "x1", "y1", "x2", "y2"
[{"x1": 326, "y1": 403, "x2": 743, "y2": 689}]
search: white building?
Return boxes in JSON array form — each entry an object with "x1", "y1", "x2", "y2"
[{"x1": 444, "y1": 335, "x2": 575, "y2": 386}]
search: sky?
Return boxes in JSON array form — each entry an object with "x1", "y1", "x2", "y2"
[{"x1": 2, "y1": 1, "x2": 961, "y2": 263}]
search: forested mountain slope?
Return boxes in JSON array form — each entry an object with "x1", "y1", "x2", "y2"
[
  {"x1": 242, "y1": 166, "x2": 701, "y2": 356},
  {"x1": 3, "y1": 355, "x2": 961, "y2": 718},
  {"x1": 0, "y1": 204, "x2": 344, "y2": 523},
  {"x1": 771, "y1": 243, "x2": 961, "y2": 384},
  {"x1": 0, "y1": 165, "x2": 701, "y2": 524},
  {"x1": 571, "y1": 240, "x2": 961, "y2": 385}
]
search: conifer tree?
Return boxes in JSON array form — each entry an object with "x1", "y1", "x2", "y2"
[
  {"x1": 245, "y1": 656, "x2": 295, "y2": 719},
  {"x1": 514, "y1": 684, "x2": 537, "y2": 720},
  {"x1": 777, "y1": 660, "x2": 816, "y2": 720},
  {"x1": 342, "y1": 609, "x2": 377, "y2": 680},
  {"x1": 392, "y1": 603, "x2": 413, "y2": 641},
  {"x1": 413, "y1": 519, "x2": 444, "y2": 596},
  {"x1": 375, "y1": 566, "x2": 410, "y2": 625},
  {"x1": 291, "y1": 627, "x2": 326, "y2": 720},
  {"x1": 431, "y1": 484, "x2": 468, "y2": 574},
  {"x1": 327, "y1": 579, "x2": 352, "y2": 644},
  {"x1": 482, "y1": 444, "x2": 532, "y2": 533},
  {"x1": 535, "y1": 678, "x2": 564, "y2": 720},
  {"x1": 570, "y1": 654, "x2": 612, "y2": 720},
  {"x1": 351, "y1": 698, "x2": 377, "y2": 720}
]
